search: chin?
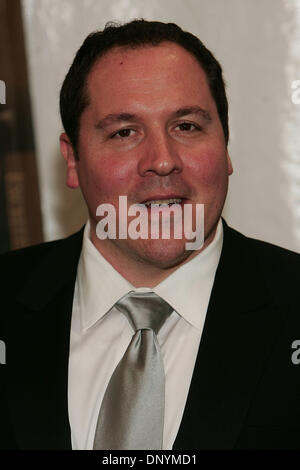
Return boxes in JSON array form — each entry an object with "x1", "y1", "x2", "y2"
[{"x1": 134, "y1": 238, "x2": 193, "y2": 269}]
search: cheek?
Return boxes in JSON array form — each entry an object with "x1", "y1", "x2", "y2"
[
  {"x1": 186, "y1": 148, "x2": 228, "y2": 186},
  {"x1": 78, "y1": 154, "x2": 135, "y2": 201},
  {"x1": 99, "y1": 156, "x2": 137, "y2": 197}
]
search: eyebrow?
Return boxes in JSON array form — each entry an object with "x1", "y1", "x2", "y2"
[
  {"x1": 174, "y1": 106, "x2": 212, "y2": 121},
  {"x1": 95, "y1": 113, "x2": 137, "y2": 129},
  {"x1": 94, "y1": 106, "x2": 212, "y2": 129}
]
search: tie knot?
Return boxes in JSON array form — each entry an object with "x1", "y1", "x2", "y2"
[{"x1": 115, "y1": 291, "x2": 173, "y2": 334}]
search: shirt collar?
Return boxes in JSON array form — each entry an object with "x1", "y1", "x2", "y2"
[
  {"x1": 77, "y1": 221, "x2": 133, "y2": 331},
  {"x1": 77, "y1": 219, "x2": 223, "y2": 331},
  {"x1": 154, "y1": 219, "x2": 223, "y2": 329}
]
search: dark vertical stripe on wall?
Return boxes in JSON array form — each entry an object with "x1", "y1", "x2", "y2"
[{"x1": 0, "y1": 0, "x2": 43, "y2": 252}]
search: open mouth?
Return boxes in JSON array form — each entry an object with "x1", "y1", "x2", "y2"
[{"x1": 143, "y1": 198, "x2": 183, "y2": 207}]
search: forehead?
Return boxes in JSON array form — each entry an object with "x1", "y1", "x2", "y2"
[{"x1": 85, "y1": 42, "x2": 215, "y2": 114}]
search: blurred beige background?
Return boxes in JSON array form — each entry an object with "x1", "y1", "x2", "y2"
[{"x1": 21, "y1": 0, "x2": 300, "y2": 252}]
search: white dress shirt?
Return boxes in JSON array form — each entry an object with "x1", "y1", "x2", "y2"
[{"x1": 68, "y1": 219, "x2": 223, "y2": 450}]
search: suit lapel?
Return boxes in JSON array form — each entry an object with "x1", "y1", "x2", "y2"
[
  {"x1": 173, "y1": 222, "x2": 288, "y2": 449},
  {"x1": 6, "y1": 229, "x2": 83, "y2": 449}
]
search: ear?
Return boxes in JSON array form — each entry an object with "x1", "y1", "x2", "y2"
[
  {"x1": 60, "y1": 132, "x2": 80, "y2": 188},
  {"x1": 226, "y1": 151, "x2": 233, "y2": 175}
]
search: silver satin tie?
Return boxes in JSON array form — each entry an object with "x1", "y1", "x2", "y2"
[{"x1": 93, "y1": 291, "x2": 173, "y2": 450}]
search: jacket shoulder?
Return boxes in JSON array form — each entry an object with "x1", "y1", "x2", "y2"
[
  {"x1": 226, "y1": 223, "x2": 299, "y2": 261},
  {"x1": 225, "y1": 223, "x2": 300, "y2": 296},
  {"x1": 0, "y1": 229, "x2": 84, "y2": 292}
]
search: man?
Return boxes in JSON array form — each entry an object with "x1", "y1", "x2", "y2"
[{"x1": 0, "y1": 20, "x2": 299, "y2": 450}]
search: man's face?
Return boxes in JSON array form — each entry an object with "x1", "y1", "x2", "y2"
[{"x1": 61, "y1": 42, "x2": 232, "y2": 269}]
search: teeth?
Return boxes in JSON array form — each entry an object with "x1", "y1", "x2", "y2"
[{"x1": 144, "y1": 198, "x2": 182, "y2": 207}]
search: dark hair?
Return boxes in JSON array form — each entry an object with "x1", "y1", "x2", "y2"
[{"x1": 60, "y1": 19, "x2": 229, "y2": 153}]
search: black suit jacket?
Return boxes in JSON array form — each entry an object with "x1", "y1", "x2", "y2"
[{"x1": 1, "y1": 220, "x2": 300, "y2": 450}]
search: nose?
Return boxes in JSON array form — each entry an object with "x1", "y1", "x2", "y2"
[{"x1": 137, "y1": 132, "x2": 183, "y2": 177}]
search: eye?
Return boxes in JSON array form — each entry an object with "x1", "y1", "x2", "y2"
[
  {"x1": 111, "y1": 128, "x2": 135, "y2": 139},
  {"x1": 175, "y1": 122, "x2": 201, "y2": 132}
]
